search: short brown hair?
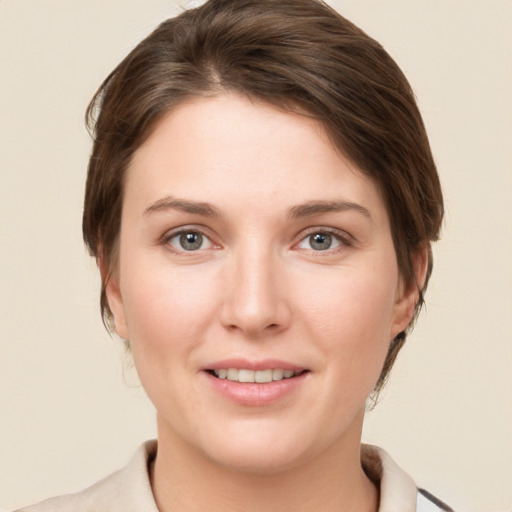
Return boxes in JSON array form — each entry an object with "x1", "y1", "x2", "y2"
[{"x1": 83, "y1": 0, "x2": 443, "y2": 396}]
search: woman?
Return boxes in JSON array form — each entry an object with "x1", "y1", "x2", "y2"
[{"x1": 16, "y1": 0, "x2": 451, "y2": 510}]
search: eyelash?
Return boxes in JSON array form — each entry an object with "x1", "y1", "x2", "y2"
[
  {"x1": 161, "y1": 227, "x2": 218, "y2": 254},
  {"x1": 295, "y1": 227, "x2": 353, "y2": 253},
  {"x1": 160, "y1": 226, "x2": 353, "y2": 254}
]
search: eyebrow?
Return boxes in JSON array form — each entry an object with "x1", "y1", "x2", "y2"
[
  {"x1": 288, "y1": 199, "x2": 372, "y2": 221},
  {"x1": 144, "y1": 196, "x2": 220, "y2": 217},
  {"x1": 144, "y1": 196, "x2": 372, "y2": 222}
]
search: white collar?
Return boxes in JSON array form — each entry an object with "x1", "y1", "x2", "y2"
[{"x1": 27, "y1": 441, "x2": 448, "y2": 511}]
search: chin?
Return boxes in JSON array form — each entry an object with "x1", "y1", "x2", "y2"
[
  {"x1": 204, "y1": 441, "x2": 308, "y2": 475},
  {"x1": 191, "y1": 417, "x2": 329, "y2": 475}
]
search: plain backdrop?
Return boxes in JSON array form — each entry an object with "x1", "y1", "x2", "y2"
[{"x1": 1, "y1": 1, "x2": 511, "y2": 511}]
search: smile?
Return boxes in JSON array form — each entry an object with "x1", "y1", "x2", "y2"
[
  {"x1": 204, "y1": 364, "x2": 309, "y2": 406},
  {"x1": 210, "y1": 368, "x2": 303, "y2": 383}
]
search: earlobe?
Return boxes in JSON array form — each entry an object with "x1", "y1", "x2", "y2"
[
  {"x1": 391, "y1": 245, "x2": 429, "y2": 339},
  {"x1": 105, "y1": 276, "x2": 129, "y2": 339},
  {"x1": 98, "y1": 256, "x2": 129, "y2": 339}
]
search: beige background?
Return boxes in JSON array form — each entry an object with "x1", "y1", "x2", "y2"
[{"x1": 1, "y1": 1, "x2": 511, "y2": 511}]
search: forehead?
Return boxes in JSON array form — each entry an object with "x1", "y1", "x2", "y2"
[{"x1": 125, "y1": 93, "x2": 387, "y2": 222}]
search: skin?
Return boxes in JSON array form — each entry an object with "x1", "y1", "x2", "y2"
[{"x1": 105, "y1": 93, "x2": 426, "y2": 512}]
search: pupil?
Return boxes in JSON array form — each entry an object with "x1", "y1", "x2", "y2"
[
  {"x1": 310, "y1": 233, "x2": 332, "y2": 251},
  {"x1": 180, "y1": 232, "x2": 203, "y2": 250}
]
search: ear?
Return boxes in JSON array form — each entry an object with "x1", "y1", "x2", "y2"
[
  {"x1": 98, "y1": 256, "x2": 129, "y2": 340},
  {"x1": 390, "y1": 244, "x2": 429, "y2": 339}
]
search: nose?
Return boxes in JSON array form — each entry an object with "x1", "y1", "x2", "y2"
[{"x1": 219, "y1": 245, "x2": 291, "y2": 338}]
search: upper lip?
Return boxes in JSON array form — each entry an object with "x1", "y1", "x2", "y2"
[{"x1": 204, "y1": 358, "x2": 306, "y2": 372}]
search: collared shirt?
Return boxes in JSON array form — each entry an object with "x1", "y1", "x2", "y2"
[{"x1": 14, "y1": 441, "x2": 453, "y2": 511}]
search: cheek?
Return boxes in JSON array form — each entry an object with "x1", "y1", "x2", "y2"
[
  {"x1": 120, "y1": 260, "x2": 220, "y2": 364},
  {"x1": 119, "y1": 263, "x2": 223, "y2": 421},
  {"x1": 295, "y1": 265, "x2": 398, "y2": 382},
  {"x1": 299, "y1": 269, "x2": 397, "y2": 340}
]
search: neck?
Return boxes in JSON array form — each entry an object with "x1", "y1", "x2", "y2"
[{"x1": 151, "y1": 414, "x2": 379, "y2": 512}]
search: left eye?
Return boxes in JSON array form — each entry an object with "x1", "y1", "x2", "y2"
[
  {"x1": 297, "y1": 232, "x2": 343, "y2": 251},
  {"x1": 167, "y1": 231, "x2": 213, "y2": 251}
]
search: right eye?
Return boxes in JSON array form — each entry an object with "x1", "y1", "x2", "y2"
[{"x1": 165, "y1": 230, "x2": 214, "y2": 252}]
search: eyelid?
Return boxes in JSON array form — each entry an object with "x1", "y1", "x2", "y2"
[
  {"x1": 159, "y1": 224, "x2": 353, "y2": 253},
  {"x1": 294, "y1": 226, "x2": 354, "y2": 251},
  {"x1": 160, "y1": 225, "x2": 220, "y2": 252}
]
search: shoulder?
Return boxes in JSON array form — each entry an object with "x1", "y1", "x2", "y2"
[
  {"x1": 417, "y1": 488, "x2": 455, "y2": 512},
  {"x1": 361, "y1": 444, "x2": 456, "y2": 512},
  {"x1": 12, "y1": 441, "x2": 159, "y2": 512}
]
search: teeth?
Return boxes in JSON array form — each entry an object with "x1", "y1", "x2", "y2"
[
  {"x1": 227, "y1": 368, "x2": 238, "y2": 381},
  {"x1": 212, "y1": 368, "x2": 301, "y2": 383},
  {"x1": 255, "y1": 369, "x2": 272, "y2": 383},
  {"x1": 272, "y1": 369, "x2": 284, "y2": 380},
  {"x1": 238, "y1": 369, "x2": 254, "y2": 383}
]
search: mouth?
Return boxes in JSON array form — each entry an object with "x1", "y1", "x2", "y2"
[
  {"x1": 204, "y1": 363, "x2": 309, "y2": 405},
  {"x1": 206, "y1": 368, "x2": 307, "y2": 383}
]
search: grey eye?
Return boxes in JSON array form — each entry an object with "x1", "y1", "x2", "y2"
[
  {"x1": 179, "y1": 232, "x2": 204, "y2": 251},
  {"x1": 308, "y1": 233, "x2": 332, "y2": 251},
  {"x1": 166, "y1": 229, "x2": 216, "y2": 253}
]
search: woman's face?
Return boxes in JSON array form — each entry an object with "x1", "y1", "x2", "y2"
[{"x1": 107, "y1": 93, "x2": 420, "y2": 472}]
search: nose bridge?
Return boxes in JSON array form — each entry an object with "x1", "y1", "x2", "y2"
[{"x1": 221, "y1": 237, "x2": 289, "y2": 336}]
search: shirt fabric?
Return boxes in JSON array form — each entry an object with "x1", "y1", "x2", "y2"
[{"x1": 13, "y1": 441, "x2": 453, "y2": 512}]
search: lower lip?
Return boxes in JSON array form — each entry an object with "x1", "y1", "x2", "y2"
[{"x1": 204, "y1": 371, "x2": 308, "y2": 406}]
